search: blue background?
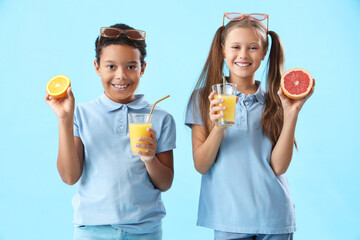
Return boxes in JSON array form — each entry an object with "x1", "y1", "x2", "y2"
[{"x1": 1, "y1": 0, "x2": 360, "y2": 239}]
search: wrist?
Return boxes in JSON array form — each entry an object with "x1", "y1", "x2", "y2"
[
  {"x1": 58, "y1": 116, "x2": 74, "y2": 126},
  {"x1": 212, "y1": 125, "x2": 226, "y2": 135},
  {"x1": 142, "y1": 154, "x2": 157, "y2": 164},
  {"x1": 283, "y1": 111, "x2": 298, "y2": 122}
]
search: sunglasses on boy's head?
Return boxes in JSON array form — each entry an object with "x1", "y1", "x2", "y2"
[
  {"x1": 97, "y1": 27, "x2": 146, "y2": 47},
  {"x1": 223, "y1": 12, "x2": 269, "y2": 33}
]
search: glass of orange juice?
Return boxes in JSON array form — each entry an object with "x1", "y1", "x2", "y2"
[
  {"x1": 128, "y1": 113, "x2": 153, "y2": 155},
  {"x1": 212, "y1": 83, "x2": 237, "y2": 127}
]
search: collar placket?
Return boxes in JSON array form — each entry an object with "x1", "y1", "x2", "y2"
[
  {"x1": 236, "y1": 98, "x2": 248, "y2": 129},
  {"x1": 116, "y1": 105, "x2": 128, "y2": 136}
]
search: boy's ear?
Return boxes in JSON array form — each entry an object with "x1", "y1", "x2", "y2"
[
  {"x1": 140, "y1": 61, "x2": 147, "y2": 77},
  {"x1": 94, "y1": 60, "x2": 101, "y2": 76}
]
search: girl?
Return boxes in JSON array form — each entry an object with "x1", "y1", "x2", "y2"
[
  {"x1": 185, "y1": 13, "x2": 314, "y2": 240},
  {"x1": 46, "y1": 23, "x2": 176, "y2": 240}
]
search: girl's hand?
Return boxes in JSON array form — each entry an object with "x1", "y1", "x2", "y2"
[
  {"x1": 208, "y1": 90, "x2": 226, "y2": 126},
  {"x1": 278, "y1": 79, "x2": 315, "y2": 114},
  {"x1": 45, "y1": 87, "x2": 75, "y2": 120},
  {"x1": 136, "y1": 128, "x2": 157, "y2": 163}
]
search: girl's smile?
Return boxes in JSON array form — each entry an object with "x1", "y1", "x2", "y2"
[
  {"x1": 223, "y1": 27, "x2": 265, "y2": 83},
  {"x1": 235, "y1": 61, "x2": 252, "y2": 68}
]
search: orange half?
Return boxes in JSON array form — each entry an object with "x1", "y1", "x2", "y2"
[{"x1": 46, "y1": 75, "x2": 71, "y2": 98}]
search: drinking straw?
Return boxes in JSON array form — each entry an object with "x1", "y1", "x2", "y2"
[
  {"x1": 222, "y1": 73, "x2": 226, "y2": 94},
  {"x1": 146, "y1": 95, "x2": 170, "y2": 124}
]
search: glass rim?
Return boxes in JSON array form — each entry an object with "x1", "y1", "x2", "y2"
[
  {"x1": 212, "y1": 83, "x2": 237, "y2": 90},
  {"x1": 212, "y1": 82, "x2": 237, "y2": 86},
  {"x1": 128, "y1": 113, "x2": 152, "y2": 124},
  {"x1": 212, "y1": 83, "x2": 237, "y2": 95},
  {"x1": 128, "y1": 113, "x2": 150, "y2": 116}
]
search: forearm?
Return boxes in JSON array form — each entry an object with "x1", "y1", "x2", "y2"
[
  {"x1": 57, "y1": 118, "x2": 82, "y2": 185},
  {"x1": 193, "y1": 126, "x2": 225, "y2": 174},
  {"x1": 144, "y1": 156, "x2": 174, "y2": 192},
  {"x1": 271, "y1": 112, "x2": 298, "y2": 176}
]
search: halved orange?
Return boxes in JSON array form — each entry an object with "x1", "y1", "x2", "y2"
[
  {"x1": 46, "y1": 75, "x2": 71, "y2": 98},
  {"x1": 280, "y1": 68, "x2": 313, "y2": 99}
]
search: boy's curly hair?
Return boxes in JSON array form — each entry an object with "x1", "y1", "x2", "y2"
[{"x1": 95, "y1": 23, "x2": 146, "y2": 66}]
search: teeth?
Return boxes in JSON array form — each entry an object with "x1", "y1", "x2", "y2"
[
  {"x1": 237, "y1": 63, "x2": 251, "y2": 67},
  {"x1": 114, "y1": 84, "x2": 128, "y2": 88}
]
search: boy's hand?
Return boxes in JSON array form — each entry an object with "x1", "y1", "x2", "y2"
[
  {"x1": 136, "y1": 128, "x2": 157, "y2": 163},
  {"x1": 45, "y1": 87, "x2": 75, "y2": 120}
]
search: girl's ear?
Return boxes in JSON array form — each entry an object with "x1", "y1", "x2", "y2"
[
  {"x1": 262, "y1": 46, "x2": 268, "y2": 60},
  {"x1": 140, "y1": 62, "x2": 147, "y2": 77},
  {"x1": 221, "y1": 43, "x2": 226, "y2": 59},
  {"x1": 94, "y1": 60, "x2": 101, "y2": 76}
]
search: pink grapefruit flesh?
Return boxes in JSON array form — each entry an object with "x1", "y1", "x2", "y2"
[{"x1": 280, "y1": 68, "x2": 313, "y2": 99}]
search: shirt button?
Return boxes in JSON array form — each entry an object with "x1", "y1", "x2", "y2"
[
  {"x1": 120, "y1": 118, "x2": 124, "y2": 123},
  {"x1": 245, "y1": 102, "x2": 249, "y2": 106}
]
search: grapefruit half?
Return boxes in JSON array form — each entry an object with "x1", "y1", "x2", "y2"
[{"x1": 280, "y1": 68, "x2": 313, "y2": 99}]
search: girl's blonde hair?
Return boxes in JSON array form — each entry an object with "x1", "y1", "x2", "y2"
[{"x1": 190, "y1": 17, "x2": 289, "y2": 147}]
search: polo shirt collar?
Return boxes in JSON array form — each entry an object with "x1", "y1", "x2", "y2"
[
  {"x1": 231, "y1": 80, "x2": 265, "y2": 105},
  {"x1": 253, "y1": 81, "x2": 266, "y2": 105},
  {"x1": 99, "y1": 93, "x2": 149, "y2": 112}
]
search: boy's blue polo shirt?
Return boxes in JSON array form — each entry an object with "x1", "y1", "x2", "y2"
[
  {"x1": 185, "y1": 81, "x2": 296, "y2": 234},
  {"x1": 72, "y1": 93, "x2": 176, "y2": 233}
]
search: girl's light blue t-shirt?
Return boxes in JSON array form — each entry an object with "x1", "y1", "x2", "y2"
[
  {"x1": 73, "y1": 93, "x2": 176, "y2": 233},
  {"x1": 185, "y1": 81, "x2": 296, "y2": 234}
]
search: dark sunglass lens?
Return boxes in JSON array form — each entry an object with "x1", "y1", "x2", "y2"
[
  {"x1": 126, "y1": 30, "x2": 144, "y2": 39},
  {"x1": 103, "y1": 28, "x2": 120, "y2": 37}
]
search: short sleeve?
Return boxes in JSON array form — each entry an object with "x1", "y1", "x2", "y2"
[
  {"x1": 185, "y1": 91, "x2": 204, "y2": 128},
  {"x1": 156, "y1": 113, "x2": 176, "y2": 154},
  {"x1": 73, "y1": 105, "x2": 80, "y2": 137}
]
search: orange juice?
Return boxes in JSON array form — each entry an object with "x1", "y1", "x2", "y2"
[
  {"x1": 129, "y1": 123, "x2": 152, "y2": 154},
  {"x1": 214, "y1": 94, "x2": 236, "y2": 126}
]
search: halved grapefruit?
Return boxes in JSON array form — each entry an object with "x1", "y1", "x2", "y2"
[{"x1": 280, "y1": 68, "x2": 313, "y2": 99}]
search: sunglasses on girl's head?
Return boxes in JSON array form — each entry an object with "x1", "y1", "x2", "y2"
[
  {"x1": 97, "y1": 27, "x2": 146, "y2": 47},
  {"x1": 223, "y1": 12, "x2": 269, "y2": 33}
]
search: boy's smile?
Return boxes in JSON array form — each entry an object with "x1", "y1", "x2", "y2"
[{"x1": 94, "y1": 44, "x2": 146, "y2": 104}]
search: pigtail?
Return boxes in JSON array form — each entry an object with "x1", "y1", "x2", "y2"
[
  {"x1": 261, "y1": 31, "x2": 285, "y2": 147},
  {"x1": 191, "y1": 26, "x2": 225, "y2": 136}
]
